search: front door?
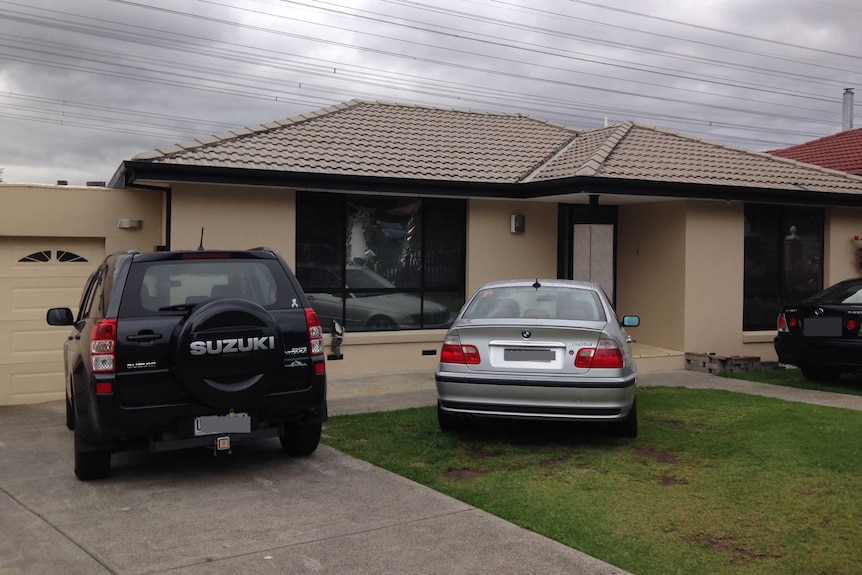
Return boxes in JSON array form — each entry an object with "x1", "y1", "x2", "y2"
[
  {"x1": 572, "y1": 224, "x2": 615, "y2": 302},
  {"x1": 557, "y1": 202, "x2": 617, "y2": 306}
]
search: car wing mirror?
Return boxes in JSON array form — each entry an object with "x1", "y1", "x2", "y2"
[
  {"x1": 621, "y1": 315, "x2": 640, "y2": 328},
  {"x1": 46, "y1": 307, "x2": 75, "y2": 326}
]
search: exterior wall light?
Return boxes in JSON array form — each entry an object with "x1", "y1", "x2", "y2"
[
  {"x1": 510, "y1": 214, "x2": 525, "y2": 234},
  {"x1": 117, "y1": 219, "x2": 143, "y2": 229}
]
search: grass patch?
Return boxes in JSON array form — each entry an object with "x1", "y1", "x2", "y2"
[
  {"x1": 717, "y1": 368, "x2": 862, "y2": 397},
  {"x1": 323, "y1": 387, "x2": 862, "y2": 575}
]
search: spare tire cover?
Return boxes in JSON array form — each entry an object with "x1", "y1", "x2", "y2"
[{"x1": 174, "y1": 298, "x2": 284, "y2": 407}]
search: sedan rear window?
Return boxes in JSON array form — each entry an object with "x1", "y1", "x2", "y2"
[
  {"x1": 462, "y1": 286, "x2": 606, "y2": 321},
  {"x1": 805, "y1": 280, "x2": 862, "y2": 305}
]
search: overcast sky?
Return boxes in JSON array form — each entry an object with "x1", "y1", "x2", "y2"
[{"x1": 1, "y1": 0, "x2": 859, "y2": 186}]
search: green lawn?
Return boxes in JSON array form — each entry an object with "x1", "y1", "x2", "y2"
[
  {"x1": 323, "y1": 387, "x2": 862, "y2": 575},
  {"x1": 718, "y1": 368, "x2": 862, "y2": 397}
]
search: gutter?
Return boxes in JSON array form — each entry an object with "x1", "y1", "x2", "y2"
[{"x1": 116, "y1": 161, "x2": 862, "y2": 208}]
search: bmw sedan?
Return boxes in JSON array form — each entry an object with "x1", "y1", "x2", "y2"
[
  {"x1": 435, "y1": 279, "x2": 640, "y2": 437},
  {"x1": 774, "y1": 277, "x2": 862, "y2": 382}
]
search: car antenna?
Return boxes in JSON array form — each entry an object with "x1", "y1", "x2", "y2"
[
  {"x1": 532, "y1": 279, "x2": 541, "y2": 289},
  {"x1": 197, "y1": 227, "x2": 205, "y2": 251}
]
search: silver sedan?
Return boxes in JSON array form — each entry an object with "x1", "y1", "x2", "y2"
[{"x1": 435, "y1": 279, "x2": 640, "y2": 437}]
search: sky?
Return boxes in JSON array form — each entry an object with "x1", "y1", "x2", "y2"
[{"x1": 0, "y1": 0, "x2": 860, "y2": 186}]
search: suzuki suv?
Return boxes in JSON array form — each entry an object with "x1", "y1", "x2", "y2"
[{"x1": 47, "y1": 248, "x2": 327, "y2": 480}]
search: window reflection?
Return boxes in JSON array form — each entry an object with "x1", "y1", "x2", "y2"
[
  {"x1": 297, "y1": 194, "x2": 465, "y2": 332},
  {"x1": 743, "y1": 205, "x2": 823, "y2": 331}
]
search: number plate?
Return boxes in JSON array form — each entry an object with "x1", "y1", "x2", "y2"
[
  {"x1": 803, "y1": 317, "x2": 842, "y2": 337},
  {"x1": 504, "y1": 348, "x2": 555, "y2": 362},
  {"x1": 194, "y1": 413, "x2": 251, "y2": 436}
]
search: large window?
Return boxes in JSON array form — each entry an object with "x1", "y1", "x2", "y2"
[
  {"x1": 296, "y1": 193, "x2": 466, "y2": 332},
  {"x1": 743, "y1": 204, "x2": 824, "y2": 331}
]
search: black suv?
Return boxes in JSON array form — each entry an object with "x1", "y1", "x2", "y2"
[{"x1": 47, "y1": 248, "x2": 327, "y2": 480}]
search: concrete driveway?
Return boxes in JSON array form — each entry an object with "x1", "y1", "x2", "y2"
[
  {"x1": 4, "y1": 369, "x2": 860, "y2": 575},
  {"x1": 0, "y1": 397, "x2": 628, "y2": 575}
]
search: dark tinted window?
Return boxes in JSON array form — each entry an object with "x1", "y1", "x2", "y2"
[
  {"x1": 296, "y1": 193, "x2": 466, "y2": 332},
  {"x1": 744, "y1": 204, "x2": 823, "y2": 330}
]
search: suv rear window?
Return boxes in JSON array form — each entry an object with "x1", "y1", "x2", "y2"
[{"x1": 119, "y1": 259, "x2": 299, "y2": 316}]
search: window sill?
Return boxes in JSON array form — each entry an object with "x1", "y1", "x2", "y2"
[
  {"x1": 742, "y1": 331, "x2": 776, "y2": 344},
  {"x1": 325, "y1": 329, "x2": 448, "y2": 347}
]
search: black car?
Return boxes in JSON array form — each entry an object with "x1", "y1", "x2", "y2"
[
  {"x1": 47, "y1": 248, "x2": 327, "y2": 480},
  {"x1": 774, "y1": 277, "x2": 862, "y2": 382}
]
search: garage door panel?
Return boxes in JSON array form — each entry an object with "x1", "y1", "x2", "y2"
[
  {"x1": 4, "y1": 282, "x2": 84, "y2": 320},
  {"x1": 0, "y1": 365, "x2": 65, "y2": 405},
  {"x1": 5, "y1": 321, "x2": 69, "y2": 362},
  {"x1": 1, "y1": 237, "x2": 103, "y2": 406}
]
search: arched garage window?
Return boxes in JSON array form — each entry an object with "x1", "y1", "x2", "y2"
[
  {"x1": 19, "y1": 251, "x2": 88, "y2": 263},
  {"x1": 296, "y1": 193, "x2": 466, "y2": 333}
]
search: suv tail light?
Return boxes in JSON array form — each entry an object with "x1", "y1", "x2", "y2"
[
  {"x1": 91, "y1": 319, "x2": 117, "y2": 382},
  {"x1": 440, "y1": 334, "x2": 481, "y2": 365},
  {"x1": 305, "y1": 308, "x2": 326, "y2": 376},
  {"x1": 575, "y1": 339, "x2": 624, "y2": 369},
  {"x1": 305, "y1": 308, "x2": 324, "y2": 356},
  {"x1": 777, "y1": 313, "x2": 788, "y2": 333}
]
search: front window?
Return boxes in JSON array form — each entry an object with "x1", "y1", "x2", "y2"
[
  {"x1": 296, "y1": 193, "x2": 466, "y2": 332},
  {"x1": 744, "y1": 204, "x2": 824, "y2": 330}
]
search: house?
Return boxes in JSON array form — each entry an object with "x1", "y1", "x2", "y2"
[
  {"x1": 768, "y1": 127, "x2": 862, "y2": 176},
  {"x1": 3, "y1": 99, "x2": 862, "y2": 405}
]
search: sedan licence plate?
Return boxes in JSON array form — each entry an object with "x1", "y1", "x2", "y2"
[
  {"x1": 504, "y1": 348, "x2": 555, "y2": 362},
  {"x1": 803, "y1": 317, "x2": 842, "y2": 337},
  {"x1": 194, "y1": 413, "x2": 251, "y2": 436}
]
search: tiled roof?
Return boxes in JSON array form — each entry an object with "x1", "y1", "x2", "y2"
[
  {"x1": 530, "y1": 123, "x2": 862, "y2": 193},
  {"x1": 131, "y1": 100, "x2": 862, "y2": 195},
  {"x1": 767, "y1": 128, "x2": 862, "y2": 175},
  {"x1": 135, "y1": 100, "x2": 576, "y2": 184}
]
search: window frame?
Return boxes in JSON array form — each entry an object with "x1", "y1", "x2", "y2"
[
  {"x1": 295, "y1": 193, "x2": 467, "y2": 332},
  {"x1": 743, "y1": 203, "x2": 824, "y2": 331}
]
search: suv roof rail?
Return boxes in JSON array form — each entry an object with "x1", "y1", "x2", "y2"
[{"x1": 248, "y1": 246, "x2": 274, "y2": 253}]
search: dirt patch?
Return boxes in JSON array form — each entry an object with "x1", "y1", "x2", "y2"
[
  {"x1": 660, "y1": 474, "x2": 688, "y2": 486},
  {"x1": 444, "y1": 468, "x2": 487, "y2": 482},
  {"x1": 540, "y1": 457, "x2": 568, "y2": 468},
  {"x1": 635, "y1": 446, "x2": 680, "y2": 464},
  {"x1": 466, "y1": 444, "x2": 496, "y2": 459},
  {"x1": 690, "y1": 534, "x2": 776, "y2": 566}
]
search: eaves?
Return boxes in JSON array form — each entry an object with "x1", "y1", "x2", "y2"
[{"x1": 114, "y1": 161, "x2": 862, "y2": 208}]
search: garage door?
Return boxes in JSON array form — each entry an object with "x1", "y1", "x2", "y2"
[{"x1": 0, "y1": 238, "x2": 104, "y2": 405}]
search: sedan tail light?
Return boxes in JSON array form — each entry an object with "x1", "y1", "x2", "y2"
[
  {"x1": 575, "y1": 339, "x2": 624, "y2": 369},
  {"x1": 440, "y1": 334, "x2": 481, "y2": 365}
]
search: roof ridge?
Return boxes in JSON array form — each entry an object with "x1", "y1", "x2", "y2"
[
  {"x1": 572, "y1": 122, "x2": 635, "y2": 177},
  {"x1": 353, "y1": 98, "x2": 575, "y2": 130},
  {"x1": 132, "y1": 100, "x2": 365, "y2": 161}
]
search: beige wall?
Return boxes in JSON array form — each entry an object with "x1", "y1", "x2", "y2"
[
  {"x1": 825, "y1": 207, "x2": 862, "y2": 284},
  {"x1": 683, "y1": 201, "x2": 745, "y2": 355},
  {"x1": 616, "y1": 201, "x2": 686, "y2": 351},
  {"x1": 467, "y1": 200, "x2": 558, "y2": 293},
  {"x1": 0, "y1": 184, "x2": 163, "y2": 253},
  {"x1": 170, "y1": 184, "x2": 297, "y2": 265}
]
